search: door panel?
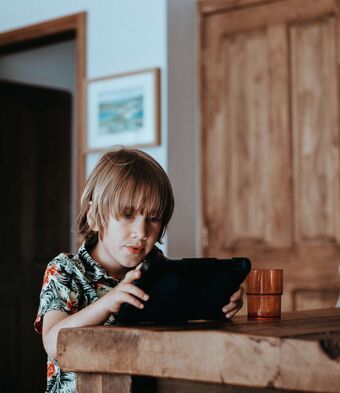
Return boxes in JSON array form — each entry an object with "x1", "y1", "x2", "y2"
[
  {"x1": 291, "y1": 17, "x2": 340, "y2": 243},
  {"x1": 227, "y1": 26, "x2": 291, "y2": 249},
  {"x1": 200, "y1": 0, "x2": 340, "y2": 312},
  {"x1": 0, "y1": 81, "x2": 71, "y2": 392}
]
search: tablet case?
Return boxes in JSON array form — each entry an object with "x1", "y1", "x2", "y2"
[{"x1": 115, "y1": 256, "x2": 251, "y2": 324}]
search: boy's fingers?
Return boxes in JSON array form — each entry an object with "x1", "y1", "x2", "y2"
[
  {"x1": 230, "y1": 287, "x2": 244, "y2": 302},
  {"x1": 120, "y1": 282, "x2": 149, "y2": 301},
  {"x1": 223, "y1": 302, "x2": 241, "y2": 319},
  {"x1": 222, "y1": 297, "x2": 243, "y2": 314},
  {"x1": 123, "y1": 269, "x2": 141, "y2": 283},
  {"x1": 222, "y1": 303, "x2": 235, "y2": 313},
  {"x1": 225, "y1": 309, "x2": 238, "y2": 319},
  {"x1": 122, "y1": 264, "x2": 144, "y2": 282},
  {"x1": 118, "y1": 292, "x2": 145, "y2": 310}
]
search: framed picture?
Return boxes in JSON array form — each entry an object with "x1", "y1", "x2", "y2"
[{"x1": 87, "y1": 68, "x2": 160, "y2": 151}]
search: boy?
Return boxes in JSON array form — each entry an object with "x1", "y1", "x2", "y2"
[{"x1": 35, "y1": 148, "x2": 243, "y2": 392}]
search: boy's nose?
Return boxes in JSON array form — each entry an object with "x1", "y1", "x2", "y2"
[{"x1": 131, "y1": 216, "x2": 147, "y2": 240}]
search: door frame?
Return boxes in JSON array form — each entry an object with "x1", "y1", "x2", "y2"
[{"x1": 0, "y1": 12, "x2": 87, "y2": 205}]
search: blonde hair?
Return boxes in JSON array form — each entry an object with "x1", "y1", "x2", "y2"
[{"x1": 78, "y1": 148, "x2": 174, "y2": 245}]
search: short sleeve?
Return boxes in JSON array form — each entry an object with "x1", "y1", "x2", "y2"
[{"x1": 34, "y1": 257, "x2": 79, "y2": 334}]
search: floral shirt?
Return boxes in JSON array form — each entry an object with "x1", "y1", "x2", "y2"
[{"x1": 34, "y1": 243, "x2": 163, "y2": 393}]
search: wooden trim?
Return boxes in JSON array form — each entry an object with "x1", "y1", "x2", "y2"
[
  {"x1": 74, "y1": 13, "x2": 87, "y2": 216},
  {"x1": 0, "y1": 13, "x2": 83, "y2": 46},
  {"x1": 0, "y1": 12, "x2": 87, "y2": 225},
  {"x1": 199, "y1": 0, "x2": 337, "y2": 37},
  {"x1": 198, "y1": 0, "x2": 288, "y2": 15},
  {"x1": 87, "y1": 67, "x2": 159, "y2": 84},
  {"x1": 198, "y1": 0, "x2": 338, "y2": 17}
]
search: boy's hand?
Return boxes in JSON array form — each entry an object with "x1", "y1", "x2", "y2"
[
  {"x1": 104, "y1": 268, "x2": 149, "y2": 314},
  {"x1": 222, "y1": 287, "x2": 244, "y2": 319}
]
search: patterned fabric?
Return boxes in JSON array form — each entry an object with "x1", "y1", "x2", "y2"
[{"x1": 35, "y1": 244, "x2": 164, "y2": 393}]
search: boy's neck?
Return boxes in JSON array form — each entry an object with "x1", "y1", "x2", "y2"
[{"x1": 89, "y1": 244, "x2": 128, "y2": 279}]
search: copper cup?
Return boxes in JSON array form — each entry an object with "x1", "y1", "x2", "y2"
[{"x1": 246, "y1": 269, "x2": 283, "y2": 320}]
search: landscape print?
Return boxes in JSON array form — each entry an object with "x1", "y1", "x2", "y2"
[
  {"x1": 87, "y1": 69, "x2": 159, "y2": 149},
  {"x1": 98, "y1": 86, "x2": 144, "y2": 135}
]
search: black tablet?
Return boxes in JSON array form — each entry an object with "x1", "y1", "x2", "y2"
[{"x1": 115, "y1": 256, "x2": 251, "y2": 324}]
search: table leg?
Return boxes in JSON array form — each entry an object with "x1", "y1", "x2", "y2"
[
  {"x1": 77, "y1": 373, "x2": 132, "y2": 393},
  {"x1": 77, "y1": 373, "x2": 157, "y2": 393}
]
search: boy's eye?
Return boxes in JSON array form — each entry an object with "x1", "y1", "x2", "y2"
[
  {"x1": 123, "y1": 211, "x2": 134, "y2": 219},
  {"x1": 148, "y1": 216, "x2": 161, "y2": 224}
]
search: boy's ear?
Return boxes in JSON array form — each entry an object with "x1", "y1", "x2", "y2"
[{"x1": 86, "y1": 202, "x2": 99, "y2": 231}]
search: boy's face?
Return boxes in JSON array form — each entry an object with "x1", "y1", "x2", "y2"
[{"x1": 90, "y1": 212, "x2": 161, "y2": 278}]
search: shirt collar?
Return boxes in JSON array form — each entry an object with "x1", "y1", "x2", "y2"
[
  {"x1": 77, "y1": 243, "x2": 164, "y2": 282},
  {"x1": 78, "y1": 243, "x2": 119, "y2": 282}
]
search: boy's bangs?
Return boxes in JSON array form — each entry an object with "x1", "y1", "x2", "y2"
[{"x1": 111, "y1": 175, "x2": 166, "y2": 219}]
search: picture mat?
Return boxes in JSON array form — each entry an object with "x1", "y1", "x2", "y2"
[{"x1": 87, "y1": 71, "x2": 157, "y2": 150}]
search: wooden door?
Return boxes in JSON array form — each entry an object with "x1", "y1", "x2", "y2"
[
  {"x1": 199, "y1": 0, "x2": 340, "y2": 311},
  {"x1": 0, "y1": 81, "x2": 71, "y2": 392}
]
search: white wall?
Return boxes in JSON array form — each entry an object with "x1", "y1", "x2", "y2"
[
  {"x1": 0, "y1": 40, "x2": 76, "y2": 90},
  {"x1": 0, "y1": 0, "x2": 168, "y2": 161},
  {"x1": 0, "y1": 0, "x2": 199, "y2": 257},
  {"x1": 167, "y1": 0, "x2": 199, "y2": 257}
]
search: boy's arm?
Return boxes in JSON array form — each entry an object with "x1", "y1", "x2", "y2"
[
  {"x1": 42, "y1": 297, "x2": 111, "y2": 359},
  {"x1": 42, "y1": 269, "x2": 149, "y2": 359}
]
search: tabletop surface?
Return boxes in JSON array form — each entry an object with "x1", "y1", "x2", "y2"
[{"x1": 58, "y1": 308, "x2": 340, "y2": 393}]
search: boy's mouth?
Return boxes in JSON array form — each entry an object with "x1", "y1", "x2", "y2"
[{"x1": 126, "y1": 246, "x2": 145, "y2": 255}]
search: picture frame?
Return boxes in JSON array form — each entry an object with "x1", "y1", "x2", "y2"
[{"x1": 87, "y1": 68, "x2": 160, "y2": 151}]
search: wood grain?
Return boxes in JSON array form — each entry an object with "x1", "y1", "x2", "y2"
[
  {"x1": 290, "y1": 16, "x2": 340, "y2": 244},
  {"x1": 58, "y1": 309, "x2": 340, "y2": 392},
  {"x1": 200, "y1": 0, "x2": 340, "y2": 312}
]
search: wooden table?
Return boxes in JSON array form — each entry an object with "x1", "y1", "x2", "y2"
[{"x1": 57, "y1": 308, "x2": 340, "y2": 393}]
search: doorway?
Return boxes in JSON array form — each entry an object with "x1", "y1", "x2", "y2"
[
  {"x1": 0, "y1": 80, "x2": 72, "y2": 392},
  {"x1": 0, "y1": 13, "x2": 86, "y2": 392}
]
